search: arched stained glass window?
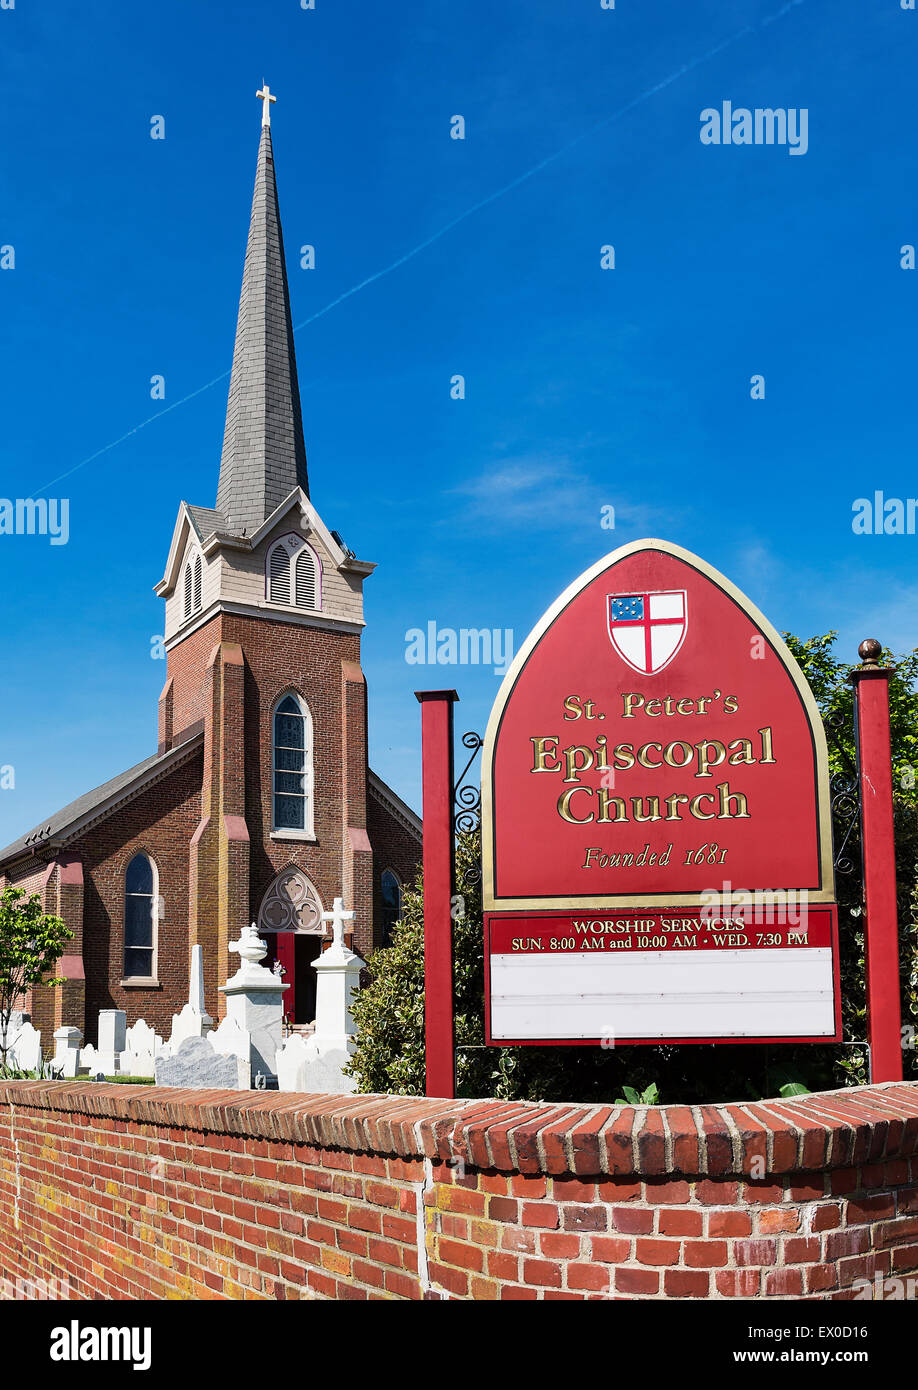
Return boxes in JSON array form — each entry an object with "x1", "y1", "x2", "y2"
[
  {"x1": 381, "y1": 869, "x2": 402, "y2": 947},
  {"x1": 272, "y1": 693, "x2": 313, "y2": 834},
  {"x1": 124, "y1": 853, "x2": 157, "y2": 979}
]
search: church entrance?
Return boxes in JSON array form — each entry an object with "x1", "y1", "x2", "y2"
[
  {"x1": 267, "y1": 932, "x2": 323, "y2": 1024},
  {"x1": 257, "y1": 866, "x2": 326, "y2": 1028}
]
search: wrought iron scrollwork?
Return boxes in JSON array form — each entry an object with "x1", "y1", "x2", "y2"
[
  {"x1": 830, "y1": 772, "x2": 861, "y2": 879},
  {"x1": 454, "y1": 730, "x2": 483, "y2": 890},
  {"x1": 454, "y1": 731, "x2": 483, "y2": 834}
]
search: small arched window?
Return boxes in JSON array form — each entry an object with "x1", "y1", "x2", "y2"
[
  {"x1": 124, "y1": 853, "x2": 157, "y2": 979},
  {"x1": 381, "y1": 869, "x2": 402, "y2": 947},
  {"x1": 272, "y1": 693, "x2": 314, "y2": 835},
  {"x1": 183, "y1": 552, "x2": 203, "y2": 620},
  {"x1": 266, "y1": 535, "x2": 322, "y2": 611},
  {"x1": 268, "y1": 543, "x2": 290, "y2": 603},
  {"x1": 295, "y1": 546, "x2": 317, "y2": 608}
]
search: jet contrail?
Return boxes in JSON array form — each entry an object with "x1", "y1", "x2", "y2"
[{"x1": 33, "y1": 0, "x2": 806, "y2": 496}]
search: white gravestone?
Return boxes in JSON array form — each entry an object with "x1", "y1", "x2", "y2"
[
  {"x1": 97, "y1": 1010, "x2": 127, "y2": 1075},
  {"x1": 154, "y1": 1035, "x2": 248, "y2": 1090},
  {"x1": 53, "y1": 1026, "x2": 82, "y2": 1078},
  {"x1": 210, "y1": 1014, "x2": 251, "y2": 1070},
  {"x1": 275, "y1": 1032, "x2": 310, "y2": 1092},
  {"x1": 119, "y1": 1019, "x2": 163, "y2": 1078},
  {"x1": 7, "y1": 1018, "x2": 42, "y2": 1073},
  {"x1": 163, "y1": 944, "x2": 214, "y2": 1055},
  {"x1": 277, "y1": 898, "x2": 363, "y2": 1094},
  {"x1": 220, "y1": 923, "x2": 288, "y2": 1083}
]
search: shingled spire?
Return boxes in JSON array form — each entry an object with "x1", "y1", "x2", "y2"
[{"x1": 216, "y1": 91, "x2": 309, "y2": 535}]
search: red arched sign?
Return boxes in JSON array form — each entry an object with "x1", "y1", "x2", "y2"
[{"x1": 482, "y1": 539, "x2": 840, "y2": 1046}]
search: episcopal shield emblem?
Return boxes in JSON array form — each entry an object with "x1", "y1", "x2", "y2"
[{"x1": 606, "y1": 590, "x2": 687, "y2": 674}]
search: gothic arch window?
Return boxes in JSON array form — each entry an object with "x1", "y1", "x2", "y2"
[
  {"x1": 266, "y1": 534, "x2": 322, "y2": 611},
  {"x1": 381, "y1": 868, "x2": 402, "y2": 947},
  {"x1": 295, "y1": 545, "x2": 318, "y2": 608},
  {"x1": 124, "y1": 852, "x2": 158, "y2": 980},
  {"x1": 257, "y1": 866, "x2": 324, "y2": 934},
  {"x1": 183, "y1": 552, "x2": 203, "y2": 620},
  {"x1": 272, "y1": 692, "x2": 314, "y2": 835}
]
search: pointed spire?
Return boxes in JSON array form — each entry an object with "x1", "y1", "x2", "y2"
[{"x1": 216, "y1": 100, "x2": 308, "y2": 535}]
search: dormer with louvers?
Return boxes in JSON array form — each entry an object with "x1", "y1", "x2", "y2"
[{"x1": 155, "y1": 489, "x2": 375, "y2": 649}]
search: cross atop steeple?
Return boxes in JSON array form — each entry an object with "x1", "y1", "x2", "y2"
[{"x1": 256, "y1": 83, "x2": 276, "y2": 127}]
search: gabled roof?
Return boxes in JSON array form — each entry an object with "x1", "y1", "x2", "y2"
[
  {"x1": 187, "y1": 506, "x2": 228, "y2": 543},
  {"x1": 0, "y1": 731, "x2": 204, "y2": 869},
  {"x1": 156, "y1": 488, "x2": 375, "y2": 598},
  {"x1": 368, "y1": 770, "x2": 422, "y2": 841},
  {"x1": 215, "y1": 122, "x2": 309, "y2": 535}
]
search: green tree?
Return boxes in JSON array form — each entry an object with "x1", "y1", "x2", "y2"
[
  {"x1": 0, "y1": 886, "x2": 71, "y2": 1069},
  {"x1": 349, "y1": 634, "x2": 918, "y2": 1103}
]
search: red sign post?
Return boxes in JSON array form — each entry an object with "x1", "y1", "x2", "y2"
[
  {"x1": 850, "y1": 640, "x2": 903, "y2": 1083},
  {"x1": 416, "y1": 689, "x2": 458, "y2": 1098},
  {"x1": 482, "y1": 540, "x2": 840, "y2": 1047}
]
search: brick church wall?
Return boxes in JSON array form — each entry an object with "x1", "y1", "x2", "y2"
[
  {"x1": 222, "y1": 613, "x2": 362, "y2": 937},
  {"x1": 0, "y1": 1080, "x2": 915, "y2": 1301},
  {"x1": 79, "y1": 750, "x2": 203, "y2": 1040},
  {"x1": 1, "y1": 860, "x2": 57, "y2": 1036},
  {"x1": 367, "y1": 789, "x2": 422, "y2": 947}
]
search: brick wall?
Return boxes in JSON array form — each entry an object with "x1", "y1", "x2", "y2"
[{"x1": 0, "y1": 1080, "x2": 915, "y2": 1301}]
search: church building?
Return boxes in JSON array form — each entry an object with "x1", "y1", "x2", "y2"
[{"x1": 0, "y1": 91, "x2": 422, "y2": 1043}]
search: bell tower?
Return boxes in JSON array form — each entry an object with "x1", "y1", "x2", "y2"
[{"x1": 154, "y1": 90, "x2": 377, "y2": 1017}]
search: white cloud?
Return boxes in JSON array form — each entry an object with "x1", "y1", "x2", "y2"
[{"x1": 450, "y1": 453, "x2": 665, "y2": 534}]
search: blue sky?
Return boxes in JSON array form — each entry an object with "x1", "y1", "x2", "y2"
[{"x1": 0, "y1": 0, "x2": 915, "y2": 839}]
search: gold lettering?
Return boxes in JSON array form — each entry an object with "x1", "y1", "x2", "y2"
[
  {"x1": 717, "y1": 781, "x2": 750, "y2": 818},
  {"x1": 758, "y1": 726, "x2": 776, "y2": 763},
  {"x1": 530, "y1": 736, "x2": 560, "y2": 773},
  {"x1": 636, "y1": 741, "x2": 663, "y2": 769},
  {"x1": 558, "y1": 786, "x2": 594, "y2": 823},
  {"x1": 663, "y1": 740, "x2": 693, "y2": 768},
  {"x1": 562, "y1": 695, "x2": 582, "y2": 720},
  {"x1": 689, "y1": 792, "x2": 716, "y2": 819},
  {"x1": 563, "y1": 745, "x2": 594, "y2": 783},
  {"x1": 727, "y1": 738, "x2": 756, "y2": 765},
  {"x1": 597, "y1": 789, "x2": 628, "y2": 822},
  {"x1": 631, "y1": 795, "x2": 662, "y2": 823},
  {"x1": 696, "y1": 739, "x2": 726, "y2": 778},
  {"x1": 621, "y1": 693, "x2": 644, "y2": 717}
]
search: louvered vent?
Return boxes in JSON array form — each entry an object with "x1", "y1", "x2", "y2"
[
  {"x1": 295, "y1": 548, "x2": 317, "y2": 609},
  {"x1": 193, "y1": 556, "x2": 202, "y2": 612},
  {"x1": 269, "y1": 544, "x2": 290, "y2": 603},
  {"x1": 183, "y1": 562, "x2": 193, "y2": 619}
]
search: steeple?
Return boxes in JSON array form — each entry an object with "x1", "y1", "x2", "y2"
[{"x1": 216, "y1": 88, "x2": 309, "y2": 536}]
